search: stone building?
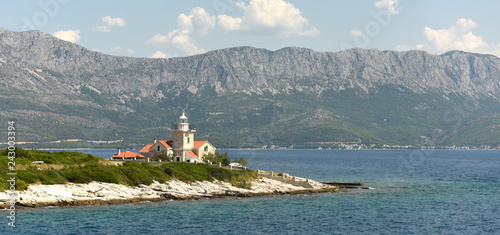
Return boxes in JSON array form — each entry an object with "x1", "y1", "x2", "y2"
[{"x1": 139, "y1": 113, "x2": 216, "y2": 163}]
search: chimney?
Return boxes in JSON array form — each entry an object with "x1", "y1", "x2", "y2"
[
  {"x1": 154, "y1": 138, "x2": 157, "y2": 144},
  {"x1": 117, "y1": 147, "x2": 121, "y2": 155}
]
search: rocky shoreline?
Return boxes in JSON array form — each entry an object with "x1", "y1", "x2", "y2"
[{"x1": 0, "y1": 177, "x2": 338, "y2": 208}]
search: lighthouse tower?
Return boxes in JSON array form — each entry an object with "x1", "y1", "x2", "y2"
[{"x1": 172, "y1": 112, "x2": 195, "y2": 162}]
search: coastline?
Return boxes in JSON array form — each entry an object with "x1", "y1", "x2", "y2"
[{"x1": 0, "y1": 177, "x2": 338, "y2": 209}]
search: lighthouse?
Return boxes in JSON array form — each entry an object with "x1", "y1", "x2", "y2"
[
  {"x1": 138, "y1": 111, "x2": 215, "y2": 163},
  {"x1": 172, "y1": 112, "x2": 195, "y2": 162}
]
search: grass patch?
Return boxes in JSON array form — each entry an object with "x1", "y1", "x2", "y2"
[
  {"x1": 0, "y1": 148, "x2": 101, "y2": 165},
  {"x1": 166, "y1": 162, "x2": 257, "y2": 189},
  {"x1": 0, "y1": 149, "x2": 256, "y2": 191}
]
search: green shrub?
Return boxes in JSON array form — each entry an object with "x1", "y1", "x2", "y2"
[
  {"x1": 156, "y1": 153, "x2": 172, "y2": 162},
  {"x1": 229, "y1": 169, "x2": 257, "y2": 189},
  {"x1": 203, "y1": 151, "x2": 231, "y2": 166},
  {"x1": 81, "y1": 164, "x2": 122, "y2": 184},
  {"x1": 0, "y1": 149, "x2": 256, "y2": 191},
  {"x1": 166, "y1": 162, "x2": 256, "y2": 188},
  {"x1": 0, "y1": 176, "x2": 9, "y2": 191},
  {"x1": 59, "y1": 167, "x2": 92, "y2": 183},
  {"x1": 118, "y1": 162, "x2": 155, "y2": 186},
  {"x1": 210, "y1": 170, "x2": 231, "y2": 181},
  {"x1": 40, "y1": 170, "x2": 67, "y2": 185},
  {"x1": 17, "y1": 169, "x2": 41, "y2": 184},
  {"x1": 16, "y1": 180, "x2": 28, "y2": 191},
  {"x1": 0, "y1": 148, "x2": 102, "y2": 165},
  {"x1": 163, "y1": 167, "x2": 174, "y2": 176},
  {"x1": 232, "y1": 157, "x2": 248, "y2": 166}
]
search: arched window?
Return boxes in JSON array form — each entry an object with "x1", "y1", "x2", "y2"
[{"x1": 187, "y1": 137, "x2": 190, "y2": 143}]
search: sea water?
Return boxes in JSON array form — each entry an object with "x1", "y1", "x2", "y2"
[{"x1": 2, "y1": 150, "x2": 499, "y2": 234}]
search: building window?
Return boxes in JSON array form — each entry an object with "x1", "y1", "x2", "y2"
[
  {"x1": 176, "y1": 157, "x2": 180, "y2": 162},
  {"x1": 157, "y1": 145, "x2": 160, "y2": 151},
  {"x1": 204, "y1": 145, "x2": 208, "y2": 151},
  {"x1": 187, "y1": 137, "x2": 190, "y2": 143},
  {"x1": 187, "y1": 160, "x2": 190, "y2": 163}
]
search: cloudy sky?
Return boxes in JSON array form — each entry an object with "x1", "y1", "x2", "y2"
[{"x1": 1, "y1": 0, "x2": 500, "y2": 58}]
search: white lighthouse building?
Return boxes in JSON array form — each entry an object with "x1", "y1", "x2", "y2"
[{"x1": 139, "y1": 112, "x2": 216, "y2": 163}]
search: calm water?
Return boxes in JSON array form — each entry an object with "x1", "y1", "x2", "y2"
[{"x1": 3, "y1": 150, "x2": 499, "y2": 234}]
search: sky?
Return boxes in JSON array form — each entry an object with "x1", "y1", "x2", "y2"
[{"x1": 1, "y1": 0, "x2": 500, "y2": 58}]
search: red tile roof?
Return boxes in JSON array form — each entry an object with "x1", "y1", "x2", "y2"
[
  {"x1": 193, "y1": 140, "x2": 208, "y2": 149},
  {"x1": 187, "y1": 151, "x2": 197, "y2": 157},
  {"x1": 139, "y1": 144, "x2": 153, "y2": 153},
  {"x1": 111, "y1": 151, "x2": 145, "y2": 158},
  {"x1": 159, "y1": 140, "x2": 172, "y2": 149}
]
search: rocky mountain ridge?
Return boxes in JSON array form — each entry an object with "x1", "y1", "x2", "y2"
[
  {"x1": 1, "y1": 28, "x2": 499, "y2": 99},
  {"x1": 0, "y1": 28, "x2": 499, "y2": 148}
]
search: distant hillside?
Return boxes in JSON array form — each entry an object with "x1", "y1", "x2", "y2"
[{"x1": 0, "y1": 28, "x2": 499, "y2": 148}]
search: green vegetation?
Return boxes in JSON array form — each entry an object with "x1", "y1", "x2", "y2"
[
  {"x1": 442, "y1": 115, "x2": 500, "y2": 146},
  {"x1": 4, "y1": 84, "x2": 500, "y2": 149},
  {"x1": 166, "y1": 162, "x2": 255, "y2": 189},
  {"x1": 232, "y1": 157, "x2": 248, "y2": 166},
  {"x1": 156, "y1": 153, "x2": 172, "y2": 162},
  {"x1": 0, "y1": 149, "x2": 257, "y2": 191},
  {"x1": 203, "y1": 151, "x2": 231, "y2": 166},
  {"x1": 0, "y1": 148, "x2": 101, "y2": 165}
]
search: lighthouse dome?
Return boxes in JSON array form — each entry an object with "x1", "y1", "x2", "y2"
[
  {"x1": 179, "y1": 112, "x2": 188, "y2": 124},
  {"x1": 180, "y1": 113, "x2": 188, "y2": 119}
]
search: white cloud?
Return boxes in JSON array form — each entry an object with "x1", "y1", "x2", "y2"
[
  {"x1": 53, "y1": 29, "x2": 81, "y2": 43},
  {"x1": 217, "y1": 0, "x2": 319, "y2": 37},
  {"x1": 374, "y1": 0, "x2": 400, "y2": 14},
  {"x1": 217, "y1": 14, "x2": 243, "y2": 31},
  {"x1": 178, "y1": 7, "x2": 216, "y2": 36},
  {"x1": 147, "y1": 7, "x2": 214, "y2": 56},
  {"x1": 93, "y1": 16, "x2": 126, "y2": 32},
  {"x1": 168, "y1": 29, "x2": 206, "y2": 55},
  {"x1": 126, "y1": 49, "x2": 136, "y2": 54},
  {"x1": 102, "y1": 16, "x2": 125, "y2": 27},
  {"x1": 422, "y1": 19, "x2": 485, "y2": 52},
  {"x1": 151, "y1": 51, "x2": 167, "y2": 58},
  {"x1": 396, "y1": 18, "x2": 500, "y2": 57},
  {"x1": 147, "y1": 0, "x2": 318, "y2": 56},
  {"x1": 91, "y1": 48, "x2": 101, "y2": 52},
  {"x1": 349, "y1": 29, "x2": 362, "y2": 37},
  {"x1": 148, "y1": 33, "x2": 169, "y2": 44}
]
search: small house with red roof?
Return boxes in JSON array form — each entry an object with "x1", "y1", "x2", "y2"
[
  {"x1": 138, "y1": 113, "x2": 216, "y2": 163},
  {"x1": 110, "y1": 148, "x2": 145, "y2": 161}
]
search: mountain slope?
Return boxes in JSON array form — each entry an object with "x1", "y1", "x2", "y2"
[{"x1": 0, "y1": 28, "x2": 499, "y2": 148}]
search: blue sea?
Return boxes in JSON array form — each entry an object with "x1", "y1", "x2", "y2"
[{"x1": 2, "y1": 150, "x2": 499, "y2": 234}]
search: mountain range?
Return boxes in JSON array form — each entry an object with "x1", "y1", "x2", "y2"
[{"x1": 0, "y1": 28, "x2": 499, "y2": 148}]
